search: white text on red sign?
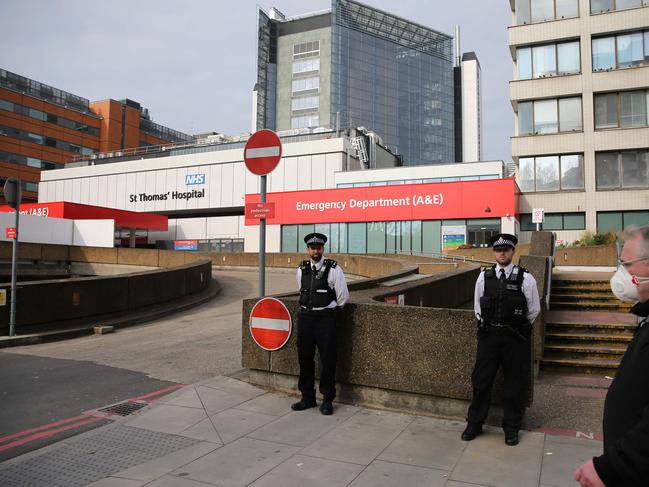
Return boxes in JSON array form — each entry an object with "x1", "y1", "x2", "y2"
[{"x1": 296, "y1": 193, "x2": 444, "y2": 212}]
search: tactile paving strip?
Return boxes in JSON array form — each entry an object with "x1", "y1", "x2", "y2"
[{"x1": 0, "y1": 425, "x2": 199, "y2": 487}]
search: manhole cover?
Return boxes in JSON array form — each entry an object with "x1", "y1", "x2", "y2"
[{"x1": 99, "y1": 401, "x2": 147, "y2": 416}]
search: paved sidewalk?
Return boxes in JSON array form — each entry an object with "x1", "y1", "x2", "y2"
[{"x1": 0, "y1": 377, "x2": 603, "y2": 487}]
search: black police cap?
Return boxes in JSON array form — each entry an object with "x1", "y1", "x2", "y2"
[
  {"x1": 304, "y1": 232, "x2": 327, "y2": 246},
  {"x1": 489, "y1": 233, "x2": 518, "y2": 249}
]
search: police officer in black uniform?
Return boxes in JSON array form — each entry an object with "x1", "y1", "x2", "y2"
[
  {"x1": 462, "y1": 233, "x2": 540, "y2": 446},
  {"x1": 291, "y1": 233, "x2": 349, "y2": 415}
]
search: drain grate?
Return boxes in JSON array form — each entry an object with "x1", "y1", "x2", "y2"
[{"x1": 99, "y1": 401, "x2": 147, "y2": 416}]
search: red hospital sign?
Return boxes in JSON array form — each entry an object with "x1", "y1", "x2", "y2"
[{"x1": 245, "y1": 179, "x2": 518, "y2": 226}]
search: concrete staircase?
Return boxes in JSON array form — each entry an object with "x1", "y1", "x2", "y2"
[{"x1": 542, "y1": 278, "x2": 636, "y2": 375}]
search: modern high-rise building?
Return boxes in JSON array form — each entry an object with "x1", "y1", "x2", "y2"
[
  {"x1": 0, "y1": 69, "x2": 191, "y2": 202},
  {"x1": 509, "y1": 0, "x2": 649, "y2": 242},
  {"x1": 254, "y1": 0, "x2": 482, "y2": 166}
]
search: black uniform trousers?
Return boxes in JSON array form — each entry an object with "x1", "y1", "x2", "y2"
[
  {"x1": 297, "y1": 308, "x2": 337, "y2": 402},
  {"x1": 467, "y1": 328, "x2": 528, "y2": 432}
]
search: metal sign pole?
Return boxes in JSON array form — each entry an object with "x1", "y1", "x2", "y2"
[
  {"x1": 259, "y1": 175, "x2": 266, "y2": 297},
  {"x1": 9, "y1": 203, "x2": 19, "y2": 336}
]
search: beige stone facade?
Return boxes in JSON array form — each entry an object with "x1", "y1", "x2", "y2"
[{"x1": 509, "y1": 0, "x2": 649, "y2": 244}]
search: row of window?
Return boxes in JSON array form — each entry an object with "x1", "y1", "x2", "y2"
[
  {"x1": 291, "y1": 95, "x2": 319, "y2": 112},
  {"x1": 281, "y1": 219, "x2": 501, "y2": 255},
  {"x1": 518, "y1": 97, "x2": 582, "y2": 135},
  {"x1": 293, "y1": 41, "x2": 320, "y2": 60},
  {"x1": 519, "y1": 154, "x2": 584, "y2": 192},
  {"x1": 337, "y1": 175, "x2": 500, "y2": 188},
  {"x1": 0, "y1": 98, "x2": 100, "y2": 136},
  {"x1": 520, "y1": 212, "x2": 586, "y2": 231},
  {"x1": 515, "y1": 0, "x2": 648, "y2": 25},
  {"x1": 597, "y1": 210, "x2": 649, "y2": 233},
  {"x1": 0, "y1": 151, "x2": 58, "y2": 170},
  {"x1": 518, "y1": 149, "x2": 649, "y2": 193},
  {"x1": 291, "y1": 114, "x2": 319, "y2": 129},
  {"x1": 596, "y1": 150, "x2": 649, "y2": 189},
  {"x1": 292, "y1": 76, "x2": 319, "y2": 94},
  {"x1": 517, "y1": 41, "x2": 580, "y2": 79},
  {"x1": 0, "y1": 124, "x2": 95, "y2": 155},
  {"x1": 0, "y1": 177, "x2": 38, "y2": 193},
  {"x1": 519, "y1": 90, "x2": 649, "y2": 135},
  {"x1": 292, "y1": 58, "x2": 320, "y2": 75},
  {"x1": 593, "y1": 31, "x2": 649, "y2": 71},
  {"x1": 595, "y1": 90, "x2": 649, "y2": 129}
]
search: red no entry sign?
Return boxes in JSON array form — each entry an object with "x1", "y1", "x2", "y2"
[
  {"x1": 244, "y1": 129, "x2": 282, "y2": 176},
  {"x1": 249, "y1": 297, "x2": 292, "y2": 351},
  {"x1": 5, "y1": 227, "x2": 16, "y2": 239}
]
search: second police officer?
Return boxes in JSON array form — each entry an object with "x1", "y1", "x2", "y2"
[
  {"x1": 462, "y1": 233, "x2": 540, "y2": 446},
  {"x1": 290, "y1": 232, "x2": 349, "y2": 416}
]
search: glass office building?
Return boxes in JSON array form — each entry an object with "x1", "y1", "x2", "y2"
[{"x1": 255, "y1": 0, "x2": 456, "y2": 166}]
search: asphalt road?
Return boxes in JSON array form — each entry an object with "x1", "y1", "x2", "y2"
[{"x1": 0, "y1": 268, "x2": 297, "y2": 461}]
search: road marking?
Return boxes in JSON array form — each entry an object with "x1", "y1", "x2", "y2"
[
  {"x1": 0, "y1": 414, "x2": 90, "y2": 444},
  {"x1": 0, "y1": 416, "x2": 103, "y2": 452},
  {"x1": 128, "y1": 384, "x2": 184, "y2": 402}
]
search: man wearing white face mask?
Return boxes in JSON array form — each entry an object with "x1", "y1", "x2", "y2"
[{"x1": 574, "y1": 225, "x2": 649, "y2": 487}]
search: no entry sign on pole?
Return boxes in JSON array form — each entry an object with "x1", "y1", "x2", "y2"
[
  {"x1": 249, "y1": 297, "x2": 292, "y2": 351},
  {"x1": 244, "y1": 129, "x2": 282, "y2": 176}
]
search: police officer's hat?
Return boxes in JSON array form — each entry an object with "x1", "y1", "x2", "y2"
[
  {"x1": 304, "y1": 232, "x2": 327, "y2": 246},
  {"x1": 490, "y1": 233, "x2": 518, "y2": 250}
]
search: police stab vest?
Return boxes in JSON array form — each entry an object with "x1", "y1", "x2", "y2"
[
  {"x1": 299, "y1": 259, "x2": 337, "y2": 309},
  {"x1": 479, "y1": 265, "x2": 528, "y2": 327}
]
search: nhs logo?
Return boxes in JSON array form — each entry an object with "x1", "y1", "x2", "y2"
[{"x1": 185, "y1": 173, "x2": 206, "y2": 185}]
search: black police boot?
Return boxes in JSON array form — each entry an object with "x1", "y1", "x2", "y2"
[
  {"x1": 291, "y1": 397, "x2": 316, "y2": 411},
  {"x1": 504, "y1": 430, "x2": 519, "y2": 446},
  {"x1": 319, "y1": 400, "x2": 333, "y2": 415},
  {"x1": 461, "y1": 422, "x2": 483, "y2": 441}
]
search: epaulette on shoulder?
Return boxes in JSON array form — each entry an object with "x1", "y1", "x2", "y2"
[
  {"x1": 326, "y1": 258, "x2": 338, "y2": 268},
  {"x1": 299, "y1": 260, "x2": 310, "y2": 269},
  {"x1": 483, "y1": 265, "x2": 496, "y2": 277}
]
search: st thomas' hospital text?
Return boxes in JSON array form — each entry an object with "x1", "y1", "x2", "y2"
[
  {"x1": 129, "y1": 189, "x2": 206, "y2": 203},
  {"x1": 295, "y1": 193, "x2": 444, "y2": 212}
]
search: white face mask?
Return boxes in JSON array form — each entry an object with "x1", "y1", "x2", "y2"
[{"x1": 610, "y1": 265, "x2": 640, "y2": 302}]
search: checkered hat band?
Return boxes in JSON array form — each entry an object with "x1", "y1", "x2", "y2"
[
  {"x1": 493, "y1": 238, "x2": 515, "y2": 247},
  {"x1": 307, "y1": 237, "x2": 325, "y2": 245}
]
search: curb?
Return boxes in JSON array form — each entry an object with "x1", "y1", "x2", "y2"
[{"x1": 0, "y1": 278, "x2": 221, "y2": 348}]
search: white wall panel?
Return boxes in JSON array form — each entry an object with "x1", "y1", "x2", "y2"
[
  {"x1": 209, "y1": 165, "x2": 222, "y2": 208},
  {"x1": 206, "y1": 216, "x2": 241, "y2": 238},
  {"x1": 154, "y1": 170, "x2": 167, "y2": 212},
  {"x1": 311, "y1": 154, "x2": 326, "y2": 189},
  {"x1": 325, "y1": 153, "x2": 341, "y2": 188},
  {"x1": 232, "y1": 162, "x2": 246, "y2": 208},
  {"x1": 88, "y1": 178, "x2": 99, "y2": 206},
  {"x1": 297, "y1": 156, "x2": 312, "y2": 190},
  {"x1": 221, "y1": 164, "x2": 234, "y2": 207},
  {"x1": 73, "y1": 219, "x2": 114, "y2": 247},
  {"x1": 245, "y1": 165, "x2": 259, "y2": 195},
  {"x1": 55, "y1": 181, "x2": 64, "y2": 201},
  {"x1": 80, "y1": 178, "x2": 89, "y2": 204},
  {"x1": 0, "y1": 212, "x2": 72, "y2": 246},
  {"x1": 173, "y1": 168, "x2": 187, "y2": 211},
  {"x1": 284, "y1": 156, "x2": 298, "y2": 191},
  {"x1": 97, "y1": 176, "x2": 108, "y2": 208},
  {"x1": 63, "y1": 179, "x2": 73, "y2": 202},
  {"x1": 105, "y1": 175, "x2": 117, "y2": 208},
  {"x1": 269, "y1": 157, "x2": 285, "y2": 193},
  {"x1": 176, "y1": 218, "x2": 207, "y2": 239},
  {"x1": 115, "y1": 174, "x2": 126, "y2": 210},
  {"x1": 144, "y1": 171, "x2": 157, "y2": 212}
]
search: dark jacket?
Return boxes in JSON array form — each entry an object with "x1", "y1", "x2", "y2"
[{"x1": 593, "y1": 300, "x2": 649, "y2": 487}]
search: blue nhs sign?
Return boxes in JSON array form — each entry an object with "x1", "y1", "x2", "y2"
[{"x1": 185, "y1": 173, "x2": 206, "y2": 185}]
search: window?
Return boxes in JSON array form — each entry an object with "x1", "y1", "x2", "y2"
[
  {"x1": 559, "y1": 97, "x2": 582, "y2": 131},
  {"x1": 348, "y1": 223, "x2": 366, "y2": 253},
  {"x1": 593, "y1": 30, "x2": 649, "y2": 71},
  {"x1": 617, "y1": 33, "x2": 644, "y2": 68},
  {"x1": 291, "y1": 114, "x2": 319, "y2": 129},
  {"x1": 533, "y1": 45, "x2": 556, "y2": 77},
  {"x1": 591, "y1": 0, "x2": 648, "y2": 12},
  {"x1": 596, "y1": 150, "x2": 649, "y2": 189},
  {"x1": 592, "y1": 37, "x2": 615, "y2": 70},
  {"x1": 291, "y1": 96, "x2": 319, "y2": 111},
  {"x1": 518, "y1": 154, "x2": 584, "y2": 192},
  {"x1": 598, "y1": 211, "x2": 649, "y2": 233},
  {"x1": 521, "y1": 212, "x2": 585, "y2": 231},
  {"x1": 535, "y1": 156, "x2": 560, "y2": 191},
  {"x1": 516, "y1": 0, "x2": 578, "y2": 24},
  {"x1": 0, "y1": 99, "x2": 13, "y2": 111},
  {"x1": 292, "y1": 58, "x2": 320, "y2": 74},
  {"x1": 292, "y1": 76, "x2": 319, "y2": 93},
  {"x1": 293, "y1": 41, "x2": 320, "y2": 59},
  {"x1": 517, "y1": 41, "x2": 579, "y2": 79},
  {"x1": 519, "y1": 97, "x2": 582, "y2": 134},
  {"x1": 367, "y1": 222, "x2": 386, "y2": 253},
  {"x1": 595, "y1": 90, "x2": 649, "y2": 129}
]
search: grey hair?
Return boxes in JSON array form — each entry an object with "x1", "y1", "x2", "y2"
[{"x1": 625, "y1": 225, "x2": 649, "y2": 259}]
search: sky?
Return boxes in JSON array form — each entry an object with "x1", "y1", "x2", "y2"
[{"x1": 0, "y1": 0, "x2": 513, "y2": 161}]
